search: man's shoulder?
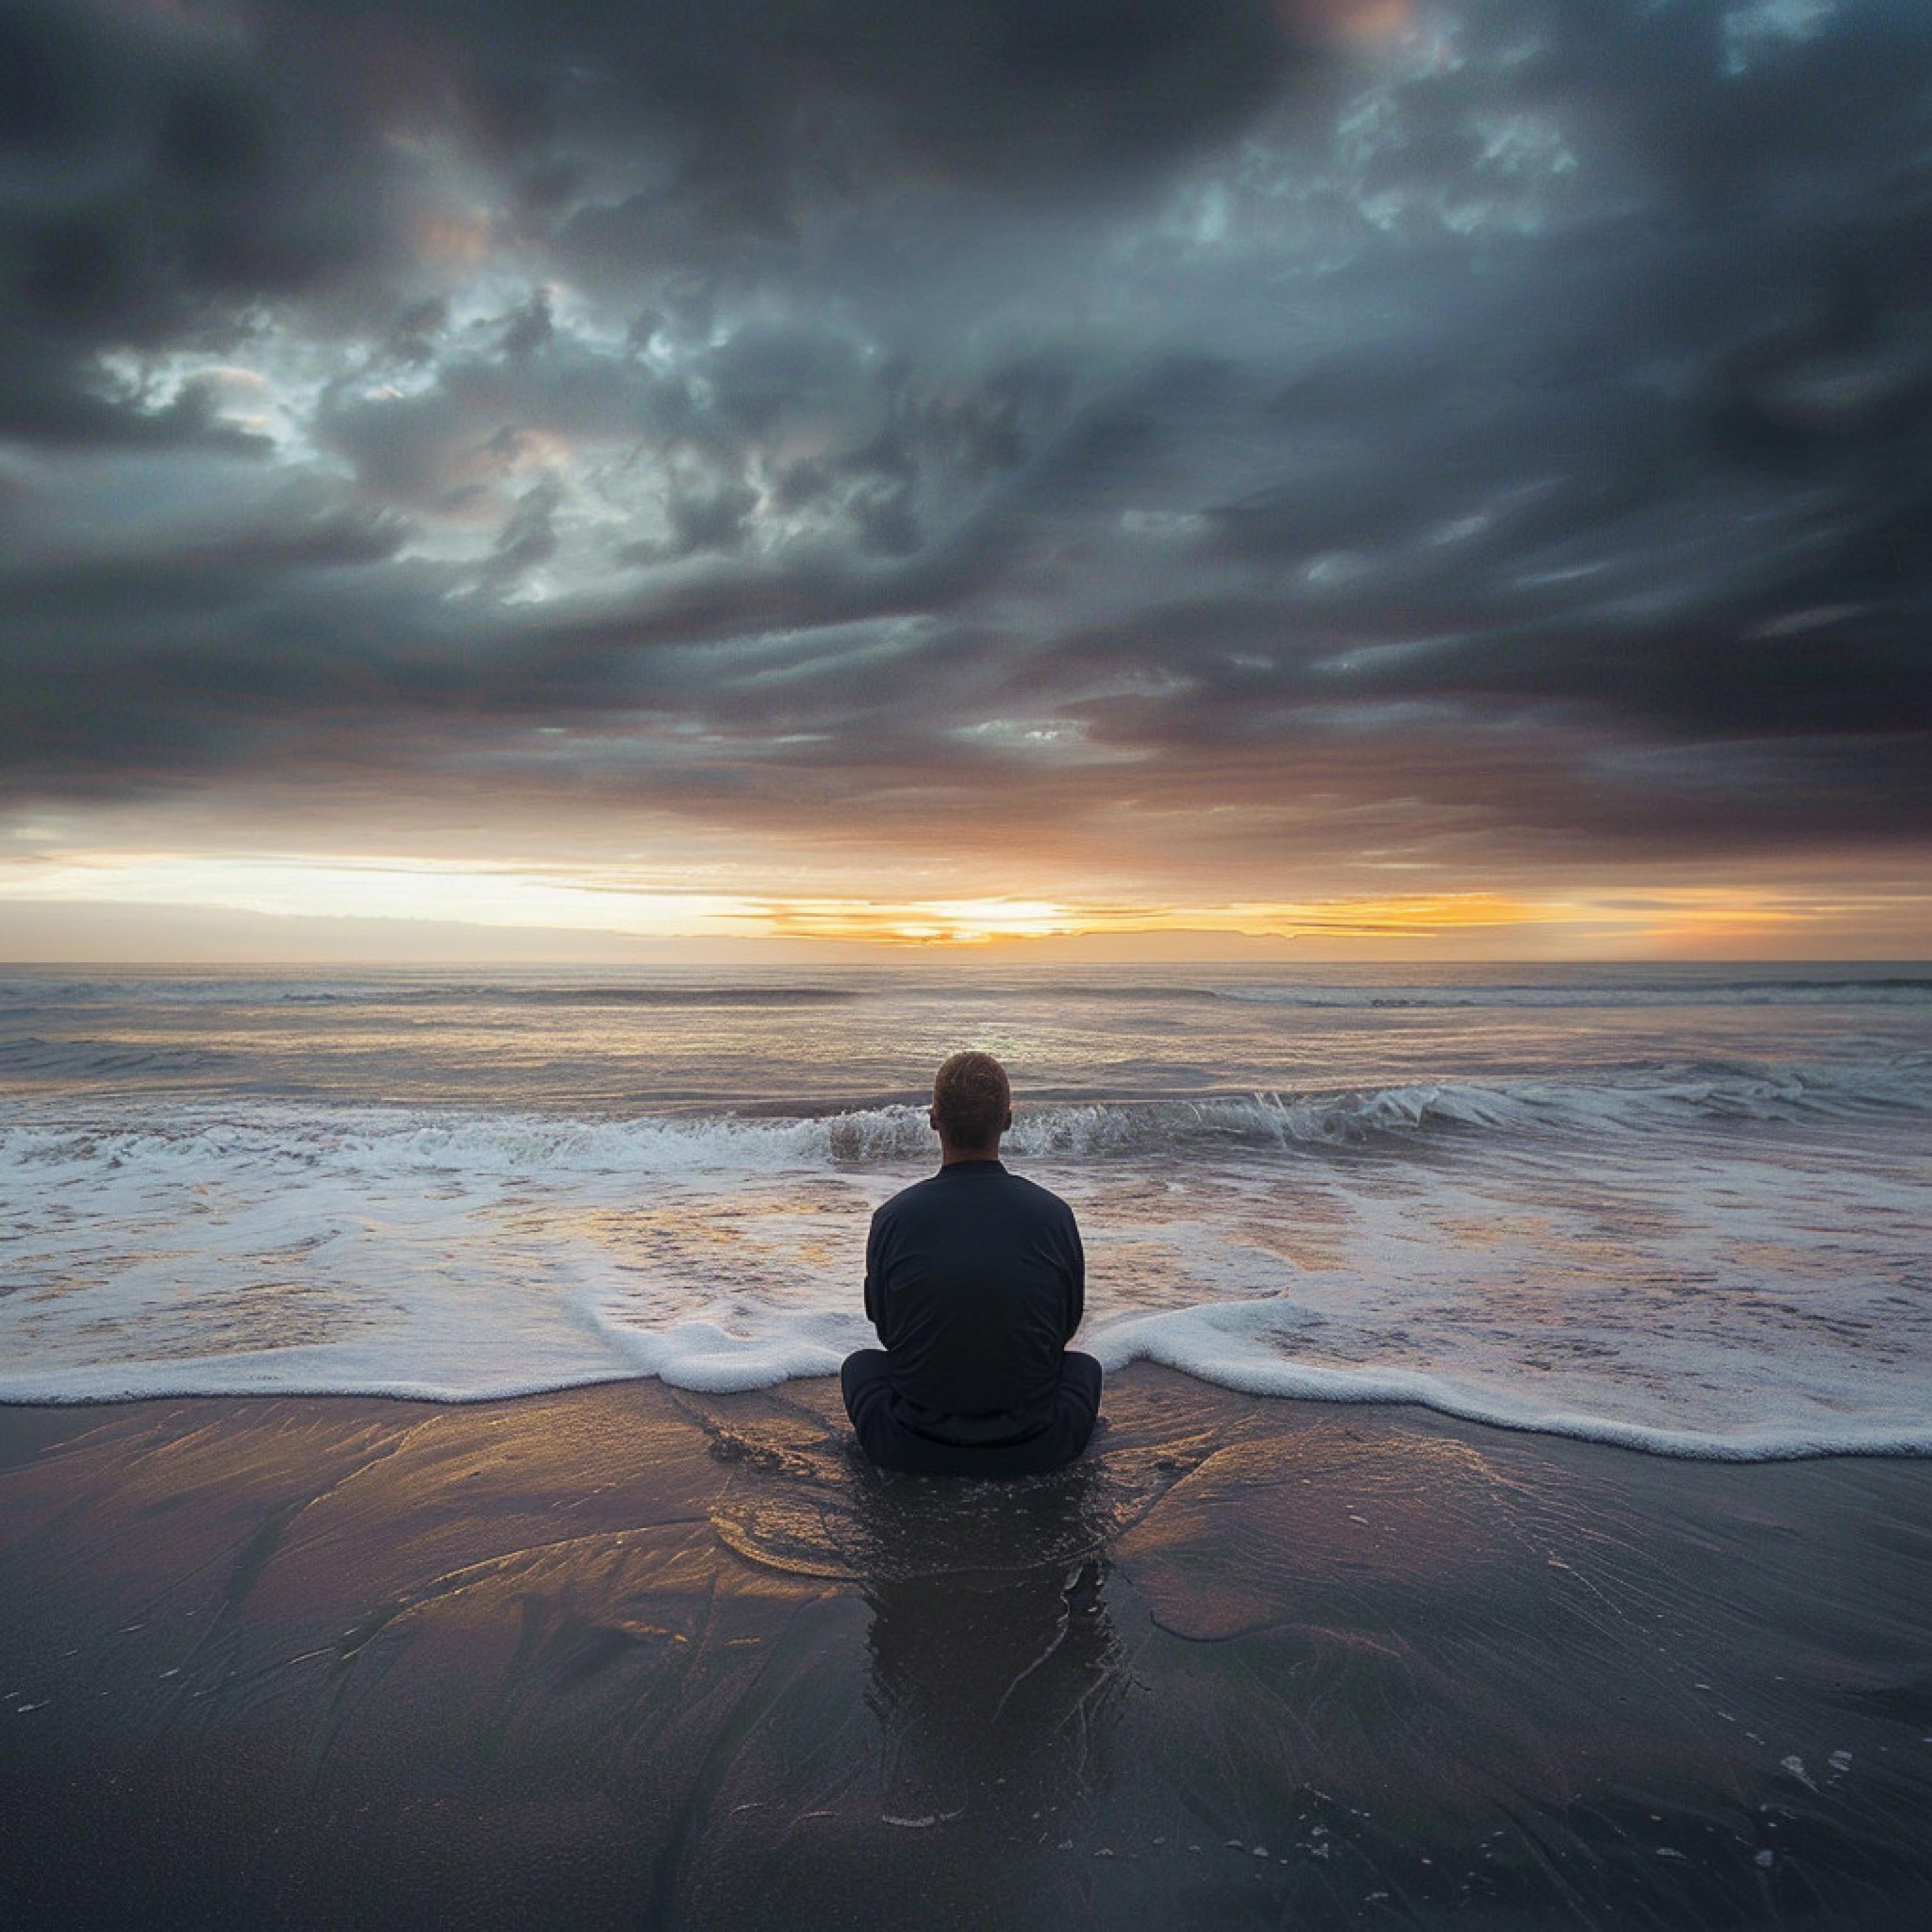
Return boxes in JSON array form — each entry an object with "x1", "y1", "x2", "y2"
[
  {"x1": 996, "y1": 1168, "x2": 1077, "y2": 1221},
  {"x1": 872, "y1": 1165, "x2": 1076, "y2": 1224}
]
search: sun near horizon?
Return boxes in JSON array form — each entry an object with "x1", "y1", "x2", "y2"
[{"x1": 3, "y1": 852, "x2": 1928, "y2": 965}]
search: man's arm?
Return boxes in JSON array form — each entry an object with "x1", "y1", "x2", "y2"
[
  {"x1": 863, "y1": 1204, "x2": 888, "y2": 1338},
  {"x1": 1063, "y1": 1210, "x2": 1085, "y2": 1342}
]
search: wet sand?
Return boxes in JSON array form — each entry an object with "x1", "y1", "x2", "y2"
[{"x1": 2, "y1": 1368, "x2": 1929, "y2": 1929}]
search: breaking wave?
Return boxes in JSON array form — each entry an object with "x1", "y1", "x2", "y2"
[{"x1": 5, "y1": 1056, "x2": 1929, "y2": 1183}]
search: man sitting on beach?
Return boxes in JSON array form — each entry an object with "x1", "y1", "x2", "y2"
[{"x1": 840, "y1": 1051, "x2": 1103, "y2": 1477}]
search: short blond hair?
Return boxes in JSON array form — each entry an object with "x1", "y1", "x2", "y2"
[{"x1": 931, "y1": 1050, "x2": 1010, "y2": 1148}]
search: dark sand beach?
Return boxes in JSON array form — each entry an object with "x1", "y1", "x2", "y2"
[{"x1": 3, "y1": 1368, "x2": 1929, "y2": 1930}]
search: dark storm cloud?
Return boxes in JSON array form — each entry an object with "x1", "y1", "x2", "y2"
[
  {"x1": 2, "y1": 0, "x2": 1930, "y2": 877},
  {"x1": 453, "y1": 0, "x2": 1305, "y2": 277},
  {"x1": 0, "y1": 1, "x2": 402, "y2": 443}
]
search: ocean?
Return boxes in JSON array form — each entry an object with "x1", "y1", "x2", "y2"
[{"x1": 3, "y1": 961, "x2": 1928, "y2": 1458}]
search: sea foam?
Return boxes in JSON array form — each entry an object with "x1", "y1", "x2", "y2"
[{"x1": 6, "y1": 1294, "x2": 1928, "y2": 1462}]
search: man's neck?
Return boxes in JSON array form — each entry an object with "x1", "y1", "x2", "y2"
[{"x1": 938, "y1": 1142, "x2": 1002, "y2": 1167}]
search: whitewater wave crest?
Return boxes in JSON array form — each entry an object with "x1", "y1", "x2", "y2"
[{"x1": 5, "y1": 1057, "x2": 1929, "y2": 1182}]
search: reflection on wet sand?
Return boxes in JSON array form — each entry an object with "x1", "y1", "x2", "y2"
[
  {"x1": 867, "y1": 1555, "x2": 1122, "y2": 1830},
  {"x1": 2, "y1": 1371, "x2": 1930, "y2": 1931},
  {"x1": 857, "y1": 1459, "x2": 1127, "y2": 1838}
]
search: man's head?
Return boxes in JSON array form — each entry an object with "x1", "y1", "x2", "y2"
[{"x1": 929, "y1": 1050, "x2": 1012, "y2": 1158}]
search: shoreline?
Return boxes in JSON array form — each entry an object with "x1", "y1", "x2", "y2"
[
  {"x1": 6, "y1": 1357, "x2": 1928, "y2": 1464},
  {"x1": 5, "y1": 1366, "x2": 1931, "y2": 1928}
]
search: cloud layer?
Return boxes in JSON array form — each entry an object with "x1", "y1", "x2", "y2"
[{"x1": 3, "y1": 0, "x2": 1929, "y2": 924}]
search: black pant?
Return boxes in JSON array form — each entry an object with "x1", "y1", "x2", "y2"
[{"x1": 840, "y1": 1349, "x2": 1103, "y2": 1479}]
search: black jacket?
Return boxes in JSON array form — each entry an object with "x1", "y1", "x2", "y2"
[{"x1": 864, "y1": 1160, "x2": 1084, "y2": 1444}]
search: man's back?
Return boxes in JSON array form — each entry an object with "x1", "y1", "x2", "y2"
[{"x1": 864, "y1": 1159, "x2": 1083, "y2": 1443}]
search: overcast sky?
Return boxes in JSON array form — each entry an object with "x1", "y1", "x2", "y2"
[{"x1": 1, "y1": 0, "x2": 1928, "y2": 958}]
